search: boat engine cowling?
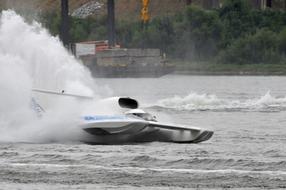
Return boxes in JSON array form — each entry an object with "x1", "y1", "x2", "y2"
[
  {"x1": 81, "y1": 97, "x2": 140, "y2": 116},
  {"x1": 97, "y1": 97, "x2": 139, "y2": 111},
  {"x1": 118, "y1": 97, "x2": 138, "y2": 109}
]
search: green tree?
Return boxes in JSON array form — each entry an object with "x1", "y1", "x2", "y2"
[
  {"x1": 251, "y1": 9, "x2": 286, "y2": 32},
  {"x1": 278, "y1": 27, "x2": 286, "y2": 63},
  {"x1": 172, "y1": 5, "x2": 222, "y2": 61},
  {"x1": 217, "y1": 29, "x2": 280, "y2": 64},
  {"x1": 219, "y1": 0, "x2": 254, "y2": 46},
  {"x1": 40, "y1": 11, "x2": 61, "y2": 36}
]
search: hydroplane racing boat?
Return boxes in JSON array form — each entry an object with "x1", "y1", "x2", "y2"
[{"x1": 32, "y1": 89, "x2": 214, "y2": 144}]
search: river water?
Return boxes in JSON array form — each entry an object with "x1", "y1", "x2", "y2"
[
  {"x1": 1, "y1": 9, "x2": 286, "y2": 190},
  {"x1": 1, "y1": 75, "x2": 286, "y2": 189}
]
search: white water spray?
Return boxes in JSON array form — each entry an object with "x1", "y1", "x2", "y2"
[
  {"x1": 0, "y1": 10, "x2": 100, "y2": 143},
  {"x1": 156, "y1": 91, "x2": 286, "y2": 112}
]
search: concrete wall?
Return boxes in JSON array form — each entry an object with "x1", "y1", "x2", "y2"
[
  {"x1": 95, "y1": 48, "x2": 164, "y2": 67},
  {"x1": 96, "y1": 48, "x2": 161, "y2": 58}
]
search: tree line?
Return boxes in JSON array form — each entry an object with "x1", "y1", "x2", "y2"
[{"x1": 41, "y1": 0, "x2": 286, "y2": 65}]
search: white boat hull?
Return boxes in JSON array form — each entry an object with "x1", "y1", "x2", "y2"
[{"x1": 80, "y1": 119, "x2": 214, "y2": 144}]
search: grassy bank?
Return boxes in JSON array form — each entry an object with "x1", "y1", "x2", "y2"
[{"x1": 173, "y1": 61, "x2": 286, "y2": 75}]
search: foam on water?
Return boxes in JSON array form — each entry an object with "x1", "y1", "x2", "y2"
[
  {"x1": 0, "y1": 10, "x2": 100, "y2": 143},
  {"x1": 156, "y1": 91, "x2": 286, "y2": 112},
  {"x1": 4, "y1": 163, "x2": 286, "y2": 176}
]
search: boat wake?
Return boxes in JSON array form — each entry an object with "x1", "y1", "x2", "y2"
[{"x1": 150, "y1": 91, "x2": 286, "y2": 112}]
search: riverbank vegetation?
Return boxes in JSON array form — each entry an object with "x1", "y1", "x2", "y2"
[{"x1": 40, "y1": 0, "x2": 286, "y2": 68}]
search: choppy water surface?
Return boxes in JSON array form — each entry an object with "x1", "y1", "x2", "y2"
[
  {"x1": 0, "y1": 75, "x2": 286, "y2": 189},
  {"x1": 0, "y1": 11, "x2": 285, "y2": 189}
]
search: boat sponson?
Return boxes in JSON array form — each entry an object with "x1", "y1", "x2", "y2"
[{"x1": 175, "y1": 130, "x2": 214, "y2": 143}]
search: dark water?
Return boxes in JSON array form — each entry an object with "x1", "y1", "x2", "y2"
[{"x1": 1, "y1": 75, "x2": 286, "y2": 189}]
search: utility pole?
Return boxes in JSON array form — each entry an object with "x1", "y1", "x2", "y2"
[
  {"x1": 107, "y1": 0, "x2": 115, "y2": 48},
  {"x1": 266, "y1": 0, "x2": 272, "y2": 8},
  {"x1": 60, "y1": 0, "x2": 70, "y2": 48}
]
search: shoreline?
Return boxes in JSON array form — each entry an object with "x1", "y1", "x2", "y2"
[
  {"x1": 173, "y1": 70, "x2": 286, "y2": 76},
  {"x1": 172, "y1": 62, "x2": 286, "y2": 76}
]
